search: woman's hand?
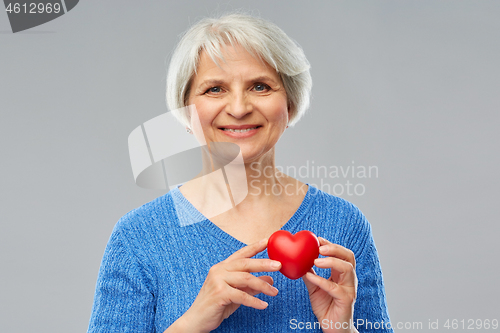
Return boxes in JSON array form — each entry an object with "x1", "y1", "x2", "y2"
[
  {"x1": 174, "y1": 238, "x2": 281, "y2": 333},
  {"x1": 302, "y1": 237, "x2": 359, "y2": 333}
]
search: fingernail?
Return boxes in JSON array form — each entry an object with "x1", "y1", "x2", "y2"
[
  {"x1": 319, "y1": 245, "x2": 328, "y2": 252},
  {"x1": 315, "y1": 258, "x2": 325, "y2": 264},
  {"x1": 262, "y1": 301, "x2": 269, "y2": 307},
  {"x1": 272, "y1": 286, "x2": 279, "y2": 293},
  {"x1": 271, "y1": 261, "x2": 281, "y2": 268},
  {"x1": 259, "y1": 238, "x2": 267, "y2": 245}
]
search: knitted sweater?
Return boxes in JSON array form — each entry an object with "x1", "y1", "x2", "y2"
[{"x1": 87, "y1": 184, "x2": 393, "y2": 332}]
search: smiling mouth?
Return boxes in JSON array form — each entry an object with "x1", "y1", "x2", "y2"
[{"x1": 220, "y1": 126, "x2": 261, "y2": 133}]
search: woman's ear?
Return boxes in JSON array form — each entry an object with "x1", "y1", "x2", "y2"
[{"x1": 287, "y1": 101, "x2": 292, "y2": 128}]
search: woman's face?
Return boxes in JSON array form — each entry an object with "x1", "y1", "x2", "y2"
[{"x1": 187, "y1": 44, "x2": 289, "y2": 164}]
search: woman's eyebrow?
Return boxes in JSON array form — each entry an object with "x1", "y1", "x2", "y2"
[
  {"x1": 198, "y1": 76, "x2": 278, "y2": 88},
  {"x1": 250, "y1": 76, "x2": 278, "y2": 84},
  {"x1": 198, "y1": 79, "x2": 225, "y2": 87}
]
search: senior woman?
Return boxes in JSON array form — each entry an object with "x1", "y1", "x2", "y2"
[{"x1": 87, "y1": 13, "x2": 393, "y2": 333}]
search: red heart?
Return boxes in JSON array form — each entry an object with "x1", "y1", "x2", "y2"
[{"x1": 268, "y1": 230, "x2": 320, "y2": 280}]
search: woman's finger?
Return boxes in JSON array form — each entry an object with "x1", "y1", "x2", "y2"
[
  {"x1": 245, "y1": 276, "x2": 274, "y2": 296},
  {"x1": 228, "y1": 288, "x2": 269, "y2": 310},
  {"x1": 317, "y1": 237, "x2": 356, "y2": 268},
  {"x1": 225, "y1": 272, "x2": 279, "y2": 297},
  {"x1": 303, "y1": 272, "x2": 354, "y2": 303},
  {"x1": 226, "y1": 238, "x2": 268, "y2": 260},
  {"x1": 227, "y1": 258, "x2": 282, "y2": 273},
  {"x1": 257, "y1": 275, "x2": 274, "y2": 285},
  {"x1": 314, "y1": 257, "x2": 356, "y2": 286},
  {"x1": 302, "y1": 267, "x2": 320, "y2": 296}
]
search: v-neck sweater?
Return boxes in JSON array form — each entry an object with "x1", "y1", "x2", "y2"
[{"x1": 88, "y1": 184, "x2": 393, "y2": 332}]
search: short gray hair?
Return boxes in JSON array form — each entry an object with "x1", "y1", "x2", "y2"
[{"x1": 166, "y1": 13, "x2": 312, "y2": 128}]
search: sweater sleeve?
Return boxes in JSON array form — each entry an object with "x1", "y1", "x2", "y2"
[
  {"x1": 87, "y1": 226, "x2": 156, "y2": 333},
  {"x1": 350, "y1": 219, "x2": 394, "y2": 333}
]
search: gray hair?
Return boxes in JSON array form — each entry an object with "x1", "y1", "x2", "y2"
[{"x1": 166, "y1": 13, "x2": 312, "y2": 128}]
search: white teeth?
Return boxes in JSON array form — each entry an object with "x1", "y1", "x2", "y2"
[{"x1": 222, "y1": 127, "x2": 258, "y2": 133}]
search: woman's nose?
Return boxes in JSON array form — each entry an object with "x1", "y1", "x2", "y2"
[{"x1": 226, "y1": 94, "x2": 252, "y2": 119}]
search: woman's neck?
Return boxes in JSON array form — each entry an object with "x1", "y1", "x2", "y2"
[
  {"x1": 179, "y1": 144, "x2": 305, "y2": 218},
  {"x1": 201, "y1": 144, "x2": 288, "y2": 199}
]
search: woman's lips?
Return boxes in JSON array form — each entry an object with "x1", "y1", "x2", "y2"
[{"x1": 219, "y1": 126, "x2": 261, "y2": 138}]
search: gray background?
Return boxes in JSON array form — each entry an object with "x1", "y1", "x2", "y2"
[{"x1": 1, "y1": 1, "x2": 499, "y2": 332}]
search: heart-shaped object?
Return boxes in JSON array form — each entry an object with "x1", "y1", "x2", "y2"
[{"x1": 268, "y1": 230, "x2": 320, "y2": 280}]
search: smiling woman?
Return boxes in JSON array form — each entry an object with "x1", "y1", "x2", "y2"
[
  {"x1": 87, "y1": 12, "x2": 393, "y2": 333},
  {"x1": 186, "y1": 44, "x2": 289, "y2": 167}
]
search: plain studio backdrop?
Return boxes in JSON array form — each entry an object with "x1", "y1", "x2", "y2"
[{"x1": 1, "y1": 1, "x2": 499, "y2": 332}]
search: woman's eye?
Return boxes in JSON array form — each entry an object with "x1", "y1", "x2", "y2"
[
  {"x1": 206, "y1": 86, "x2": 222, "y2": 94},
  {"x1": 254, "y1": 83, "x2": 270, "y2": 92}
]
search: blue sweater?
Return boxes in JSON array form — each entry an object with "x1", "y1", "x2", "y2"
[{"x1": 88, "y1": 184, "x2": 393, "y2": 332}]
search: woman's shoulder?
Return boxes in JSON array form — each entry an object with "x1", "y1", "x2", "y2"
[
  {"x1": 307, "y1": 184, "x2": 372, "y2": 254},
  {"x1": 113, "y1": 190, "x2": 179, "y2": 234},
  {"x1": 283, "y1": 175, "x2": 364, "y2": 218},
  {"x1": 309, "y1": 184, "x2": 368, "y2": 222}
]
